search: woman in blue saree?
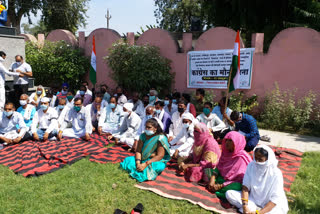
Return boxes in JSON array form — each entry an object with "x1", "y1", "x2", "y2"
[{"x1": 120, "y1": 118, "x2": 171, "y2": 182}]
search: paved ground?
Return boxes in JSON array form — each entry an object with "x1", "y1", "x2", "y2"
[{"x1": 259, "y1": 129, "x2": 320, "y2": 153}]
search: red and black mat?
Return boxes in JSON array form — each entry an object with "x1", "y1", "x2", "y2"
[
  {"x1": 0, "y1": 134, "x2": 110, "y2": 177},
  {"x1": 90, "y1": 144, "x2": 134, "y2": 164},
  {"x1": 135, "y1": 146, "x2": 303, "y2": 213}
]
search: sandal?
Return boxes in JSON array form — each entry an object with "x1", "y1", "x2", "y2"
[
  {"x1": 114, "y1": 209, "x2": 127, "y2": 214},
  {"x1": 260, "y1": 135, "x2": 271, "y2": 142},
  {"x1": 130, "y1": 203, "x2": 144, "y2": 214}
]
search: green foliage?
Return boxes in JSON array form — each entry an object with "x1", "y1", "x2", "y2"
[
  {"x1": 261, "y1": 83, "x2": 317, "y2": 131},
  {"x1": 21, "y1": 20, "x2": 47, "y2": 36},
  {"x1": 221, "y1": 91, "x2": 259, "y2": 114},
  {"x1": 26, "y1": 41, "x2": 90, "y2": 88},
  {"x1": 105, "y1": 42, "x2": 174, "y2": 95},
  {"x1": 41, "y1": 0, "x2": 90, "y2": 34}
]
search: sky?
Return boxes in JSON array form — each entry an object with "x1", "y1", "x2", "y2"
[{"x1": 21, "y1": 0, "x2": 158, "y2": 35}]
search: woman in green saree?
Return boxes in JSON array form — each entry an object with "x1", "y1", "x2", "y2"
[{"x1": 120, "y1": 118, "x2": 171, "y2": 182}]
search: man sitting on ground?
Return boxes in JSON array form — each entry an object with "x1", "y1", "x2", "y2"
[
  {"x1": 230, "y1": 111, "x2": 260, "y2": 152},
  {"x1": 196, "y1": 102, "x2": 226, "y2": 139},
  {"x1": 86, "y1": 95, "x2": 102, "y2": 131},
  {"x1": 58, "y1": 97, "x2": 92, "y2": 141},
  {"x1": 129, "y1": 92, "x2": 144, "y2": 118},
  {"x1": 31, "y1": 97, "x2": 59, "y2": 141},
  {"x1": 112, "y1": 103, "x2": 141, "y2": 147},
  {"x1": 154, "y1": 100, "x2": 172, "y2": 134},
  {"x1": 212, "y1": 97, "x2": 234, "y2": 128},
  {"x1": 75, "y1": 85, "x2": 92, "y2": 107},
  {"x1": 0, "y1": 102, "x2": 30, "y2": 145},
  {"x1": 17, "y1": 94, "x2": 36, "y2": 130}
]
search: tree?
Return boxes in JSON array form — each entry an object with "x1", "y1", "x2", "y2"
[
  {"x1": 41, "y1": 0, "x2": 89, "y2": 34},
  {"x1": 4, "y1": 0, "x2": 42, "y2": 34},
  {"x1": 154, "y1": 0, "x2": 204, "y2": 32},
  {"x1": 155, "y1": 0, "x2": 320, "y2": 51},
  {"x1": 21, "y1": 20, "x2": 47, "y2": 36},
  {"x1": 2, "y1": 0, "x2": 89, "y2": 35}
]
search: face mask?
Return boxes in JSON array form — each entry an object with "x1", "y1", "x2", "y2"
[
  {"x1": 117, "y1": 93, "x2": 122, "y2": 97},
  {"x1": 149, "y1": 96, "x2": 156, "y2": 102},
  {"x1": 164, "y1": 100, "x2": 169, "y2": 106},
  {"x1": 101, "y1": 89, "x2": 107, "y2": 93},
  {"x1": 155, "y1": 109, "x2": 161, "y2": 114},
  {"x1": 4, "y1": 111, "x2": 13, "y2": 117},
  {"x1": 123, "y1": 111, "x2": 129, "y2": 117},
  {"x1": 203, "y1": 108, "x2": 211, "y2": 115},
  {"x1": 37, "y1": 91, "x2": 42, "y2": 95},
  {"x1": 178, "y1": 107, "x2": 185, "y2": 113},
  {"x1": 172, "y1": 99, "x2": 177, "y2": 104},
  {"x1": 143, "y1": 100, "x2": 149, "y2": 105},
  {"x1": 41, "y1": 105, "x2": 48, "y2": 111},
  {"x1": 109, "y1": 103, "x2": 116, "y2": 109},
  {"x1": 67, "y1": 95, "x2": 74, "y2": 100},
  {"x1": 145, "y1": 115, "x2": 152, "y2": 120},
  {"x1": 183, "y1": 123, "x2": 190, "y2": 129},
  {"x1": 61, "y1": 90, "x2": 68, "y2": 95},
  {"x1": 255, "y1": 160, "x2": 267, "y2": 165},
  {"x1": 145, "y1": 130, "x2": 155, "y2": 136},
  {"x1": 19, "y1": 100, "x2": 27, "y2": 106},
  {"x1": 16, "y1": 61, "x2": 22, "y2": 66},
  {"x1": 80, "y1": 91, "x2": 85, "y2": 96},
  {"x1": 58, "y1": 105, "x2": 65, "y2": 110},
  {"x1": 74, "y1": 106, "x2": 81, "y2": 112}
]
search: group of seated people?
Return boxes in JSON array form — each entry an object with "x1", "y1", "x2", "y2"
[{"x1": 0, "y1": 83, "x2": 287, "y2": 213}]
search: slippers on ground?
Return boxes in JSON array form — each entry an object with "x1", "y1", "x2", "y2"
[
  {"x1": 114, "y1": 209, "x2": 127, "y2": 214},
  {"x1": 131, "y1": 203, "x2": 144, "y2": 214}
]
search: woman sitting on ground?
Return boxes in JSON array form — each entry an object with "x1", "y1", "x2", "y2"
[
  {"x1": 120, "y1": 118, "x2": 171, "y2": 182},
  {"x1": 207, "y1": 131, "x2": 252, "y2": 198},
  {"x1": 178, "y1": 122, "x2": 221, "y2": 183},
  {"x1": 226, "y1": 145, "x2": 289, "y2": 214}
]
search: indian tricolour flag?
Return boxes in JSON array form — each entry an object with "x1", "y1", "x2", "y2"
[
  {"x1": 228, "y1": 30, "x2": 241, "y2": 92},
  {"x1": 89, "y1": 35, "x2": 97, "y2": 85}
]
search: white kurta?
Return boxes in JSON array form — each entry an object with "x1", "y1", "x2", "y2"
[
  {"x1": 56, "y1": 106, "x2": 71, "y2": 128},
  {"x1": 226, "y1": 145, "x2": 289, "y2": 214},
  {"x1": 113, "y1": 111, "x2": 141, "y2": 147},
  {"x1": 0, "y1": 111, "x2": 27, "y2": 139},
  {"x1": 169, "y1": 111, "x2": 191, "y2": 138},
  {"x1": 31, "y1": 107, "x2": 59, "y2": 134},
  {"x1": 98, "y1": 105, "x2": 124, "y2": 134},
  {"x1": 196, "y1": 113, "x2": 226, "y2": 132},
  {"x1": 169, "y1": 123, "x2": 194, "y2": 157},
  {"x1": 60, "y1": 106, "x2": 92, "y2": 138},
  {"x1": 0, "y1": 57, "x2": 20, "y2": 108}
]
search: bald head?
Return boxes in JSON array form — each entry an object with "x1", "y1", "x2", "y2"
[{"x1": 146, "y1": 106, "x2": 155, "y2": 116}]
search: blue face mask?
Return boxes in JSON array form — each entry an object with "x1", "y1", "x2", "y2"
[
  {"x1": 203, "y1": 108, "x2": 211, "y2": 115},
  {"x1": 80, "y1": 91, "x2": 85, "y2": 96},
  {"x1": 145, "y1": 115, "x2": 153, "y2": 120},
  {"x1": 41, "y1": 105, "x2": 48, "y2": 111},
  {"x1": 58, "y1": 105, "x2": 65, "y2": 110},
  {"x1": 164, "y1": 100, "x2": 169, "y2": 106},
  {"x1": 74, "y1": 106, "x2": 81, "y2": 112},
  {"x1": 155, "y1": 109, "x2": 161, "y2": 114},
  {"x1": 109, "y1": 103, "x2": 116, "y2": 109},
  {"x1": 37, "y1": 90, "x2": 42, "y2": 95},
  {"x1": 149, "y1": 96, "x2": 156, "y2": 102},
  {"x1": 183, "y1": 123, "x2": 190, "y2": 129},
  {"x1": 145, "y1": 130, "x2": 155, "y2": 136},
  {"x1": 172, "y1": 99, "x2": 177, "y2": 104},
  {"x1": 4, "y1": 111, "x2": 13, "y2": 117}
]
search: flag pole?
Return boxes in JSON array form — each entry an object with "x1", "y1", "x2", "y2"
[{"x1": 224, "y1": 66, "x2": 233, "y2": 112}]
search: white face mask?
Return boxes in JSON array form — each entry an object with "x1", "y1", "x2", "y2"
[
  {"x1": 183, "y1": 123, "x2": 190, "y2": 129},
  {"x1": 19, "y1": 100, "x2": 27, "y2": 106}
]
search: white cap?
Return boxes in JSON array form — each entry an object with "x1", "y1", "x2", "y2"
[
  {"x1": 123, "y1": 102, "x2": 134, "y2": 112},
  {"x1": 41, "y1": 97, "x2": 50, "y2": 103},
  {"x1": 182, "y1": 112, "x2": 194, "y2": 122}
]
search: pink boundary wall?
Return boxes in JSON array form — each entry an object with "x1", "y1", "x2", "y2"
[{"x1": 21, "y1": 27, "x2": 320, "y2": 101}]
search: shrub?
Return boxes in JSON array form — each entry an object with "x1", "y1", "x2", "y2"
[
  {"x1": 105, "y1": 42, "x2": 174, "y2": 95},
  {"x1": 26, "y1": 41, "x2": 90, "y2": 88},
  {"x1": 261, "y1": 83, "x2": 317, "y2": 131},
  {"x1": 221, "y1": 91, "x2": 259, "y2": 114}
]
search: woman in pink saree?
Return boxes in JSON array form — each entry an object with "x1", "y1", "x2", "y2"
[
  {"x1": 178, "y1": 123, "x2": 221, "y2": 183},
  {"x1": 207, "y1": 131, "x2": 252, "y2": 198}
]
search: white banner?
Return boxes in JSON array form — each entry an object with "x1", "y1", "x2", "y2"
[{"x1": 187, "y1": 48, "x2": 255, "y2": 89}]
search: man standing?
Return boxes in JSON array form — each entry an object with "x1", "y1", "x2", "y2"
[
  {"x1": 0, "y1": 51, "x2": 22, "y2": 109},
  {"x1": 9, "y1": 55, "x2": 32, "y2": 106}
]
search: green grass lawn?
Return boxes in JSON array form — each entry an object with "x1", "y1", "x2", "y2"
[{"x1": 0, "y1": 152, "x2": 319, "y2": 214}]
